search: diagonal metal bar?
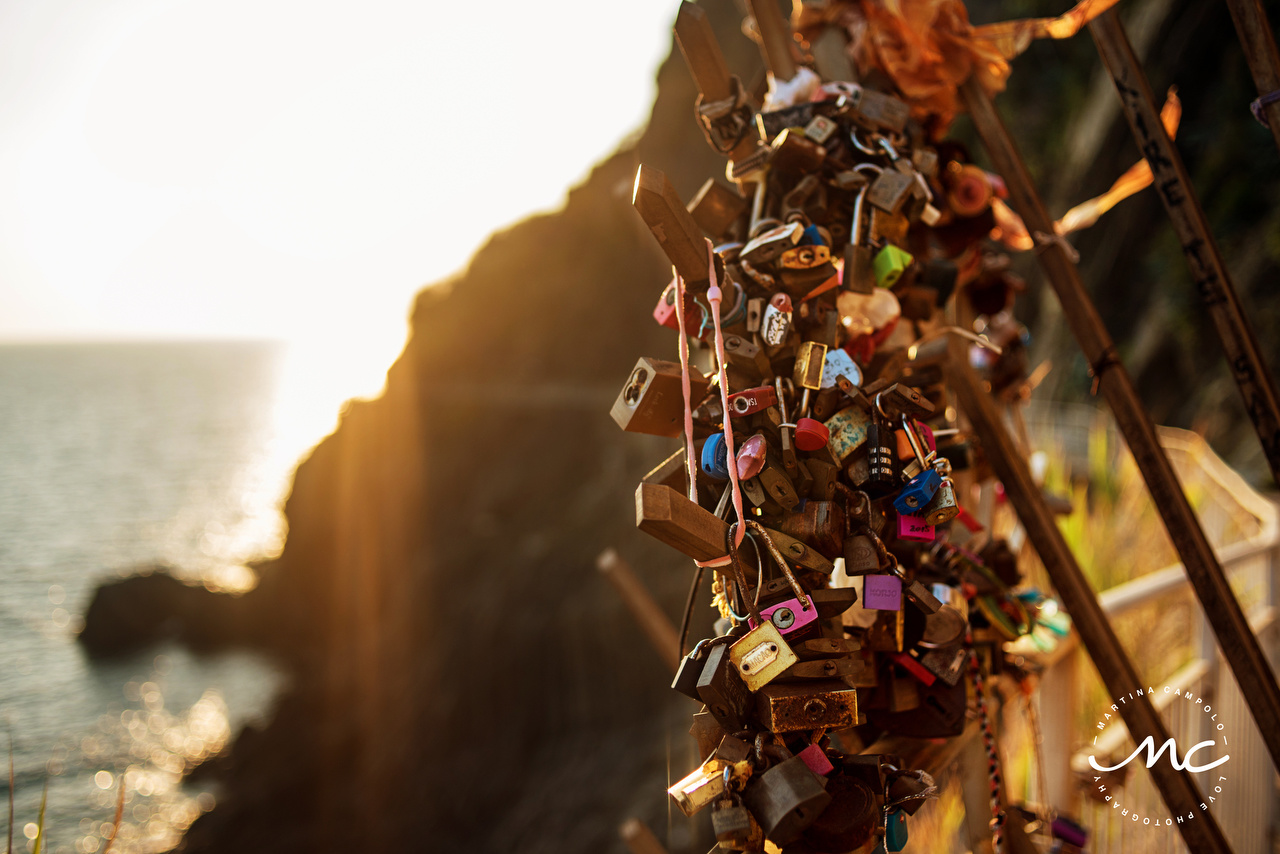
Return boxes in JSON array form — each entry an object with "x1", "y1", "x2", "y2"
[
  {"x1": 961, "y1": 76, "x2": 1280, "y2": 774},
  {"x1": 1222, "y1": 0, "x2": 1280, "y2": 155},
  {"x1": 1090, "y1": 7, "x2": 1280, "y2": 486},
  {"x1": 945, "y1": 337, "x2": 1233, "y2": 854}
]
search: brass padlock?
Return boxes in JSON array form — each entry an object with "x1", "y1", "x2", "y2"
[
  {"x1": 854, "y1": 89, "x2": 909, "y2": 133},
  {"x1": 756, "y1": 680, "x2": 858, "y2": 732},
  {"x1": 842, "y1": 533, "x2": 881, "y2": 575},
  {"x1": 793, "y1": 341, "x2": 827, "y2": 391},
  {"x1": 611, "y1": 357, "x2": 711, "y2": 437},
  {"x1": 669, "y1": 756, "x2": 734, "y2": 816},
  {"x1": 728, "y1": 620, "x2": 798, "y2": 692}
]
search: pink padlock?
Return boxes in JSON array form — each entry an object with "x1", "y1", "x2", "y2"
[
  {"x1": 750, "y1": 597, "x2": 819, "y2": 636},
  {"x1": 736, "y1": 434, "x2": 768, "y2": 480},
  {"x1": 897, "y1": 513, "x2": 935, "y2": 542},
  {"x1": 797, "y1": 743, "x2": 834, "y2": 776}
]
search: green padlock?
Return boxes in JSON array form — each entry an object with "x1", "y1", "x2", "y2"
[{"x1": 873, "y1": 245, "x2": 913, "y2": 289}]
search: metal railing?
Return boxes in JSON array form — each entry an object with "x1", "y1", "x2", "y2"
[{"x1": 1036, "y1": 428, "x2": 1280, "y2": 853}]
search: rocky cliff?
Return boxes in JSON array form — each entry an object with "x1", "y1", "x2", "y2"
[{"x1": 74, "y1": 0, "x2": 1279, "y2": 851}]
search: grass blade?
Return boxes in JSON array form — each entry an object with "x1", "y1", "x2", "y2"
[
  {"x1": 101, "y1": 773, "x2": 125, "y2": 854},
  {"x1": 30, "y1": 781, "x2": 45, "y2": 854}
]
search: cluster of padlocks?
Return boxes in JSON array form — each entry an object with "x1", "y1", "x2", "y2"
[{"x1": 609, "y1": 4, "x2": 1065, "y2": 853}]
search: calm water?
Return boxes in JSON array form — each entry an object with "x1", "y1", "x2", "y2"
[{"x1": 0, "y1": 341, "x2": 307, "y2": 854}]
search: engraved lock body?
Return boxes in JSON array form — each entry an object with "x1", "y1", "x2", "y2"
[
  {"x1": 727, "y1": 386, "x2": 778, "y2": 418},
  {"x1": 610, "y1": 356, "x2": 712, "y2": 437},
  {"x1": 755, "y1": 680, "x2": 858, "y2": 733},
  {"x1": 741, "y1": 755, "x2": 833, "y2": 845},
  {"x1": 728, "y1": 621, "x2": 798, "y2": 692},
  {"x1": 843, "y1": 533, "x2": 880, "y2": 575},
  {"x1": 668, "y1": 756, "x2": 732, "y2": 816},
  {"x1": 761, "y1": 293, "x2": 793, "y2": 345}
]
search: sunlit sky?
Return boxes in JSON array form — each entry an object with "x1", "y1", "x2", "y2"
[{"x1": 1, "y1": 0, "x2": 677, "y2": 426}]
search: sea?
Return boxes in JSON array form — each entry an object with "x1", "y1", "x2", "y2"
[{"x1": 0, "y1": 340, "x2": 339, "y2": 854}]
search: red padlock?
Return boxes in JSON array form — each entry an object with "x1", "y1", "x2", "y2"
[
  {"x1": 727, "y1": 385, "x2": 778, "y2": 417},
  {"x1": 653, "y1": 279, "x2": 702, "y2": 334},
  {"x1": 794, "y1": 417, "x2": 830, "y2": 452}
]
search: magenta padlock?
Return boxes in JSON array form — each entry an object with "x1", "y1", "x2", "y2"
[
  {"x1": 896, "y1": 513, "x2": 935, "y2": 542},
  {"x1": 794, "y1": 417, "x2": 830, "y2": 452},
  {"x1": 797, "y1": 744, "x2": 834, "y2": 776},
  {"x1": 751, "y1": 597, "x2": 819, "y2": 636}
]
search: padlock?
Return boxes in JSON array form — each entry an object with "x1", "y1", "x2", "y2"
[
  {"x1": 793, "y1": 341, "x2": 827, "y2": 392},
  {"x1": 727, "y1": 385, "x2": 778, "y2": 418},
  {"x1": 803, "y1": 114, "x2": 837, "y2": 144},
  {"x1": 697, "y1": 642, "x2": 754, "y2": 731},
  {"x1": 775, "y1": 499, "x2": 844, "y2": 558},
  {"x1": 770, "y1": 128, "x2": 826, "y2": 174},
  {"x1": 854, "y1": 89, "x2": 910, "y2": 133},
  {"x1": 801, "y1": 775, "x2": 879, "y2": 853},
  {"x1": 736, "y1": 433, "x2": 768, "y2": 480},
  {"x1": 780, "y1": 243, "x2": 830, "y2": 269},
  {"x1": 741, "y1": 755, "x2": 832, "y2": 845},
  {"x1": 892, "y1": 468, "x2": 941, "y2": 515},
  {"x1": 756, "y1": 680, "x2": 857, "y2": 733},
  {"x1": 761, "y1": 293, "x2": 793, "y2": 345},
  {"x1": 873, "y1": 244, "x2": 913, "y2": 288},
  {"x1": 946, "y1": 162, "x2": 993, "y2": 217},
  {"x1": 758, "y1": 458, "x2": 801, "y2": 511},
  {"x1": 820, "y1": 348, "x2": 862, "y2": 389},
  {"x1": 673, "y1": 637, "x2": 720, "y2": 700},
  {"x1": 794, "y1": 417, "x2": 830, "y2": 452},
  {"x1": 843, "y1": 533, "x2": 881, "y2": 575},
  {"x1": 863, "y1": 574, "x2": 902, "y2": 611},
  {"x1": 885, "y1": 769, "x2": 937, "y2": 816},
  {"x1": 668, "y1": 755, "x2": 732, "y2": 816},
  {"x1": 728, "y1": 620, "x2": 798, "y2": 691},
  {"x1": 803, "y1": 459, "x2": 839, "y2": 501},
  {"x1": 793, "y1": 637, "x2": 861, "y2": 658},
  {"x1": 756, "y1": 103, "x2": 815, "y2": 140},
  {"x1": 885, "y1": 809, "x2": 909, "y2": 852},
  {"x1": 754, "y1": 597, "x2": 819, "y2": 637},
  {"x1": 746, "y1": 297, "x2": 764, "y2": 333},
  {"x1": 866, "y1": 418, "x2": 897, "y2": 496},
  {"x1": 702, "y1": 433, "x2": 731, "y2": 481},
  {"x1": 712, "y1": 794, "x2": 758, "y2": 848},
  {"x1": 864, "y1": 608, "x2": 905, "y2": 652},
  {"x1": 653, "y1": 279, "x2": 701, "y2": 332},
  {"x1": 611, "y1": 357, "x2": 712, "y2": 437},
  {"x1": 824, "y1": 406, "x2": 871, "y2": 463},
  {"x1": 866, "y1": 170, "x2": 914, "y2": 214},
  {"x1": 919, "y1": 473, "x2": 959, "y2": 525},
  {"x1": 722, "y1": 335, "x2": 774, "y2": 380},
  {"x1": 797, "y1": 744, "x2": 834, "y2": 776},
  {"x1": 895, "y1": 512, "x2": 935, "y2": 542},
  {"x1": 688, "y1": 178, "x2": 748, "y2": 239},
  {"x1": 759, "y1": 527, "x2": 835, "y2": 574},
  {"x1": 887, "y1": 563, "x2": 943, "y2": 615}
]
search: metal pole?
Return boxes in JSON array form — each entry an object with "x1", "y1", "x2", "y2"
[
  {"x1": 961, "y1": 76, "x2": 1280, "y2": 774},
  {"x1": 1222, "y1": 0, "x2": 1280, "y2": 155},
  {"x1": 597, "y1": 548, "x2": 681, "y2": 675},
  {"x1": 945, "y1": 337, "x2": 1233, "y2": 854},
  {"x1": 1090, "y1": 7, "x2": 1280, "y2": 486}
]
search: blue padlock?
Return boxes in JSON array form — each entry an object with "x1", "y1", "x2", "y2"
[
  {"x1": 701, "y1": 433, "x2": 730, "y2": 481},
  {"x1": 892, "y1": 468, "x2": 941, "y2": 515},
  {"x1": 885, "y1": 809, "x2": 909, "y2": 852},
  {"x1": 800, "y1": 224, "x2": 827, "y2": 246}
]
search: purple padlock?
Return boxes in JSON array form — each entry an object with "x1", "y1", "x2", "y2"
[{"x1": 863, "y1": 574, "x2": 902, "y2": 611}]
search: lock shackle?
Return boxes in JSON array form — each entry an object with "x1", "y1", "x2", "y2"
[
  {"x1": 849, "y1": 129, "x2": 882, "y2": 157},
  {"x1": 774, "y1": 375, "x2": 793, "y2": 423},
  {"x1": 727, "y1": 522, "x2": 764, "y2": 625},
  {"x1": 744, "y1": 520, "x2": 811, "y2": 610},
  {"x1": 900, "y1": 415, "x2": 935, "y2": 469},
  {"x1": 835, "y1": 482, "x2": 873, "y2": 532}
]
